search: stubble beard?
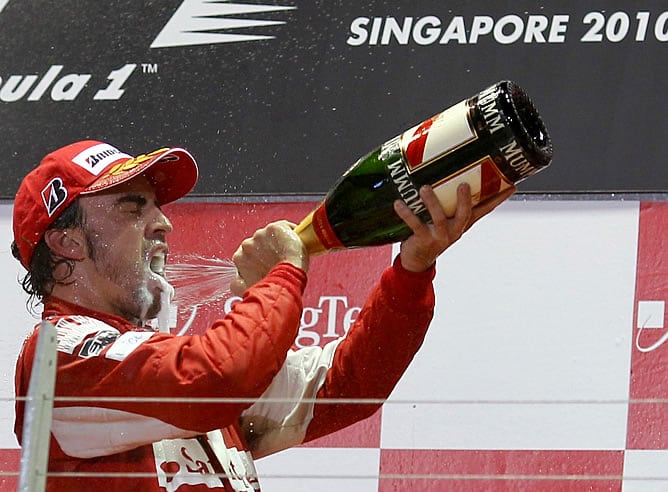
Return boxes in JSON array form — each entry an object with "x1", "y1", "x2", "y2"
[{"x1": 86, "y1": 231, "x2": 160, "y2": 323}]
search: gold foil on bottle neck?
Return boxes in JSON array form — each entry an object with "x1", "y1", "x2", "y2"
[{"x1": 294, "y1": 211, "x2": 329, "y2": 256}]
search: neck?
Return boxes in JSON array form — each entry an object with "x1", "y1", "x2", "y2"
[{"x1": 49, "y1": 281, "x2": 142, "y2": 326}]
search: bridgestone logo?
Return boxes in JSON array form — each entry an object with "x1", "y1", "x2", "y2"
[
  {"x1": 72, "y1": 143, "x2": 131, "y2": 175},
  {"x1": 86, "y1": 149, "x2": 121, "y2": 167},
  {"x1": 42, "y1": 177, "x2": 68, "y2": 217},
  {"x1": 151, "y1": 0, "x2": 296, "y2": 48}
]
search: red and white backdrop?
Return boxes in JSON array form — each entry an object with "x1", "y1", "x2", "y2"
[{"x1": 0, "y1": 198, "x2": 666, "y2": 490}]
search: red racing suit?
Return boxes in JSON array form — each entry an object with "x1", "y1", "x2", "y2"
[{"x1": 15, "y1": 258, "x2": 436, "y2": 491}]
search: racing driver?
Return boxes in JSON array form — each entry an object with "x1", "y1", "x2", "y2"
[{"x1": 12, "y1": 140, "x2": 513, "y2": 490}]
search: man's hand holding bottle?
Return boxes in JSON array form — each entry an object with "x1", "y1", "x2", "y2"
[{"x1": 394, "y1": 183, "x2": 515, "y2": 273}]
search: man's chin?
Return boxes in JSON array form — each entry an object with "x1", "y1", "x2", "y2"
[{"x1": 142, "y1": 275, "x2": 174, "y2": 322}]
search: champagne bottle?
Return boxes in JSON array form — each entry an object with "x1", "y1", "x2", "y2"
[{"x1": 295, "y1": 80, "x2": 553, "y2": 255}]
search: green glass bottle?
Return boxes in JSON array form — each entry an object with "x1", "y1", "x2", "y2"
[{"x1": 296, "y1": 80, "x2": 553, "y2": 255}]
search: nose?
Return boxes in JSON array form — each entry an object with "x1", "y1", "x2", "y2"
[{"x1": 148, "y1": 207, "x2": 173, "y2": 238}]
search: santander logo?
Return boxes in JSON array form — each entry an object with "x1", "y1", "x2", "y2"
[{"x1": 636, "y1": 300, "x2": 667, "y2": 352}]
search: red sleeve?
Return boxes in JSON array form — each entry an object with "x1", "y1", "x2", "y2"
[
  {"x1": 304, "y1": 255, "x2": 436, "y2": 442},
  {"x1": 19, "y1": 263, "x2": 307, "y2": 436}
]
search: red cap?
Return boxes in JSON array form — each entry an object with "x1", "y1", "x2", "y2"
[{"x1": 13, "y1": 140, "x2": 199, "y2": 269}]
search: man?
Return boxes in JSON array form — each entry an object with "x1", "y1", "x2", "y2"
[{"x1": 13, "y1": 140, "x2": 513, "y2": 490}]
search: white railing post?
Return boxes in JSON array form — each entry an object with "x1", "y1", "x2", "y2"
[{"x1": 18, "y1": 321, "x2": 57, "y2": 492}]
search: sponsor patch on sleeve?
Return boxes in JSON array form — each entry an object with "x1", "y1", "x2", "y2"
[
  {"x1": 78, "y1": 330, "x2": 121, "y2": 358},
  {"x1": 54, "y1": 316, "x2": 120, "y2": 355},
  {"x1": 105, "y1": 331, "x2": 155, "y2": 362}
]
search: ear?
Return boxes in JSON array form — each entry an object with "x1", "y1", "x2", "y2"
[{"x1": 43, "y1": 228, "x2": 87, "y2": 261}]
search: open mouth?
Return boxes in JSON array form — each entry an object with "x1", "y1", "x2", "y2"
[{"x1": 149, "y1": 252, "x2": 166, "y2": 277}]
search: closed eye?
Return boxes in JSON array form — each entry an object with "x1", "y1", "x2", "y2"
[{"x1": 116, "y1": 194, "x2": 148, "y2": 215}]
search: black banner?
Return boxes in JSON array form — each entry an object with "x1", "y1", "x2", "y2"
[{"x1": 1, "y1": 0, "x2": 666, "y2": 198}]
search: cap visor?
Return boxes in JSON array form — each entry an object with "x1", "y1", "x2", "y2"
[{"x1": 82, "y1": 147, "x2": 199, "y2": 204}]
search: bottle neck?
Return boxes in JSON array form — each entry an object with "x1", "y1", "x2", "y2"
[{"x1": 294, "y1": 210, "x2": 330, "y2": 256}]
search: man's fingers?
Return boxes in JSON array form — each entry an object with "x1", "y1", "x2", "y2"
[
  {"x1": 397, "y1": 183, "x2": 514, "y2": 238},
  {"x1": 449, "y1": 184, "x2": 473, "y2": 236},
  {"x1": 393, "y1": 199, "x2": 426, "y2": 234}
]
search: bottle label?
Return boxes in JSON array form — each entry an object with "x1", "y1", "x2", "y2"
[
  {"x1": 498, "y1": 138, "x2": 539, "y2": 182},
  {"x1": 432, "y1": 156, "x2": 513, "y2": 216},
  {"x1": 381, "y1": 135, "x2": 434, "y2": 218},
  {"x1": 396, "y1": 97, "x2": 513, "y2": 217},
  {"x1": 477, "y1": 83, "x2": 545, "y2": 182},
  {"x1": 312, "y1": 202, "x2": 345, "y2": 251},
  {"x1": 402, "y1": 100, "x2": 475, "y2": 172}
]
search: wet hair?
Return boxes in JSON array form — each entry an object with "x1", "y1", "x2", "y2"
[{"x1": 13, "y1": 198, "x2": 85, "y2": 311}]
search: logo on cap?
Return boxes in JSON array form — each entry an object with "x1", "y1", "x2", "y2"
[
  {"x1": 71, "y1": 143, "x2": 130, "y2": 176},
  {"x1": 41, "y1": 177, "x2": 68, "y2": 217}
]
